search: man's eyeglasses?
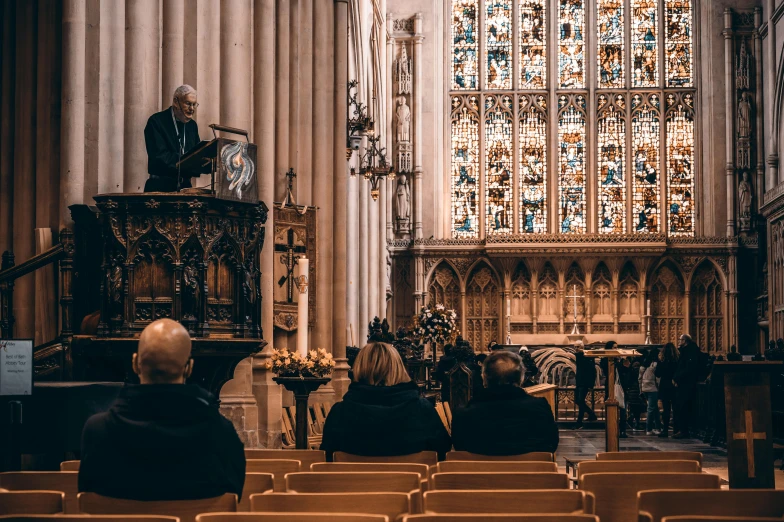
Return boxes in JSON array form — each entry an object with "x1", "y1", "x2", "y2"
[{"x1": 176, "y1": 99, "x2": 199, "y2": 109}]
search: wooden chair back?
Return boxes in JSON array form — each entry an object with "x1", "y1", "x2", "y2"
[
  {"x1": 434, "y1": 403, "x2": 450, "y2": 433},
  {"x1": 285, "y1": 472, "x2": 421, "y2": 494},
  {"x1": 0, "y1": 491, "x2": 64, "y2": 515},
  {"x1": 442, "y1": 403, "x2": 452, "y2": 427},
  {"x1": 0, "y1": 472, "x2": 79, "y2": 514},
  {"x1": 312, "y1": 403, "x2": 328, "y2": 433},
  {"x1": 431, "y1": 472, "x2": 569, "y2": 491},
  {"x1": 334, "y1": 452, "x2": 438, "y2": 466},
  {"x1": 596, "y1": 451, "x2": 703, "y2": 466},
  {"x1": 445, "y1": 451, "x2": 553, "y2": 462},
  {"x1": 403, "y1": 516, "x2": 598, "y2": 522},
  {"x1": 637, "y1": 489, "x2": 784, "y2": 522},
  {"x1": 244, "y1": 450, "x2": 325, "y2": 470},
  {"x1": 577, "y1": 460, "x2": 700, "y2": 478},
  {"x1": 436, "y1": 461, "x2": 557, "y2": 473},
  {"x1": 239, "y1": 473, "x2": 275, "y2": 512},
  {"x1": 250, "y1": 492, "x2": 411, "y2": 521},
  {"x1": 0, "y1": 517, "x2": 180, "y2": 522},
  {"x1": 579, "y1": 472, "x2": 721, "y2": 522},
  {"x1": 245, "y1": 460, "x2": 300, "y2": 491},
  {"x1": 196, "y1": 514, "x2": 388, "y2": 522},
  {"x1": 423, "y1": 490, "x2": 592, "y2": 514},
  {"x1": 660, "y1": 518, "x2": 784, "y2": 522},
  {"x1": 311, "y1": 463, "x2": 430, "y2": 489},
  {"x1": 78, "y1": 492, "x2": 237, "y2": 522},
  {"x1": 447, "y1": 363, "x2": 473, "y2": 410},
  {"x1": 60, "y1": 461, "x2": 80, "y2": 472}
]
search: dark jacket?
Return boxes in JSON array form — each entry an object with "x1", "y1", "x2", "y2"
[
  {"x1": 78, "y1": 384, "x2": 245, "y2": 500},
  {"x1": 726, "y1": 351, "x2": 743, "y2": 362},
  {"x1": 320, "y1": 381, "x2": 452, "y2": 461},
  {"x1": 451, "y1": 385, "x2": 559, "y2": 455},
  {"x1": 434, "y1": 355, "x2": 457, "y2": 401},
  {"x1": 674, "y1": 342, "x2": 701, "y2": 388},
  {"x1": 144, "y1": 107, "x2": 201, "y2": 192},
  {"x1": 575, "y1": 351, "x2": 597, "y2": 388},
  {"x1": 655, "y1": 358, "x2": 678, "y2": 399}
]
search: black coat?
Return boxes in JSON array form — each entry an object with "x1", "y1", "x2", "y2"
[
  {"x1": 144, "y1": 107, "x2": 201, "y2": 192},
  {"x1": 574, "y1": 351, "x2": 597, "y2": 388},
  {"x1": 655, "y1": 358, "x2": 678, "y2": 399},
  {"x1": 320, "y1": 381, "x2": 452, "y2": 461},
  {"x1": 451, "y1": 385, "x2": 559, "y2": 455},
  {"x1": 78, "y1": 384, "x2": 245, "y2": 500},
  {"x1": 674, "y1": 343, "x2": 700, "y2": 388},
  {"x1": 434, "y1": 355, "x2": 457, "y2": 400}
]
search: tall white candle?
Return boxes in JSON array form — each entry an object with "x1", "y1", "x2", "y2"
[
  {"x1": 297, "y1": 257, "x2": 309, "y2": 356},
  {"x1": 507, "y1": 297, "x2": 511, "y2": 317},
  {"x1": 646, "y1": 299, "x2": 651, "y2": 316}
]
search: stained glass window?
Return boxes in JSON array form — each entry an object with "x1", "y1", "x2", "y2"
[
  {"x1": 631, "y1": 94, "x2": 661, "y2": 233},
  {"x1": 631, "y1": 0, "x2": 658, "y2": 87},
  {"x1": 485, "y1": 95, "x2": 514, "y2": 234},
  {"x1": 597, "y1": 0, "x2": 624, "y2": 88},
  {"x1": 666, "y1": 93, "x2": 695, "y2": 236},
  {"x1": 452, "y1": 95, "x2": 480, "y2": 237},
  {"x1": 520, "y1": 0, "x2": 546, "y2": 89},
  {"x1": 665, "y1": 0, "x2": 693, "y2": 87},
  {"x1": 452, "y1": 0, "x2": 479, "y2": 90},
  {"x1": 597, "y1": 94, "x2": 626, "y2": 234},
  {"x1": 558, "y1": 95, "x2": 587, "y2": 233},
  {"x1": 558, "y1": 0, "x2": 585, "y2": 88},
  {"x1": 486, "y1": 0, "x2": 513, "y2": 89},
  {"x1": 519, "y1": 95, "x2": 547, "y2": 233}
]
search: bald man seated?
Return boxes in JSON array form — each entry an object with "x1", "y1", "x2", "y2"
[
  {"x1": 450, "y1": 351, "x2": 559, "y2": 455},
  {"x1": 78, "y1": 319, "x2": 245, "y2": 501}
]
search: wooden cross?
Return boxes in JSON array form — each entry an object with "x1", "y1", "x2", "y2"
[
  {"x1": 565, "y1": 283, "x2": 584, "y2": 335},
  {"x1": 733, "y1": 409, "x2": 766, "y2": 478},
  {"x1": 275, "y1": 228, "x2": 307, "y2": 303}
]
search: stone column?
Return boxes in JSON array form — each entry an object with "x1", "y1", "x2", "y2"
[
  {"x1": 252, "y1": 0, "x2": 281, "y2": 449},
  {"x1": 412, "y1": 14, "x2": 424, "y2": 240},
  {"x1": 288, "y1": 0, "x2": 301, "y2": 200},
  {"x1": 333, "y1": 0, "x2": 350, "y2": 399},
  {"x1": 359, "y1": 178, "x2": 369, "y2": 342},
  {"x1": 61, "y1": 0, "x2": 86, "y2": 226},
  {"x1": 298, "y1": 0, "x2": 314, "y2": 204},
  {"x1": 727, "y1": 255, "x2": 739, "y2": 349},
  {"x1": 379, "y1": 182, "x2": 388, "y2": 317},
  {"x1": 191, "y1": 0, "x2": 220, "y2": 182},
  {"x1": 347, "y1": 171, "x2": 359, "y2": 346},
  {"x1": 754, "y1": 8, "x2": 764, "y2": 206},
  {"x1": 124, "y1": 0, "x2": 160, "y2": 193},
  {"x1": 369, "y1": 190, "x2": 379, "y2": 322},
  {"x1": 723, "y1": 9, "x2": 735, "y2": 237},
  {"x1": 98, "y1": 0, "x2": 125, "y2": 194},
  {"x1": 0, "y1": 0, "x2": 15, "y2": 252},
  {"x1": 161, "y1": 0, "x2": 184, "y2": 109},
  {"x1": 274, "y1": 0, "x2": 290, "y2": 201}
]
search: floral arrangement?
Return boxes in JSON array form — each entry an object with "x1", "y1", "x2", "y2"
[
  {"x1": 266, "y1": 348, "x2": 335, "y2": 378},
  {"x1": 413, "y1": 304, "x2": 458, "y2": 346}
]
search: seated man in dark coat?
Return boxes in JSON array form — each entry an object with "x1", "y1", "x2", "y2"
[
  {"x1": 451, "y1": 350, "x2": 559, "y2": 455},
  {"x1": 78, "y1": 319, "x2": 245, "y2": 500}
]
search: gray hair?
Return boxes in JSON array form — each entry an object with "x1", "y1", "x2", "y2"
[
  {"x1": 574, "y1": 340, "x2": 585, "y2": 349},
  {"x1": 173, "y1": 84, "x2": 197, "y2": 100},
  {"x1": 680, "y1": 333, "x2": 693, "y2": 342}
]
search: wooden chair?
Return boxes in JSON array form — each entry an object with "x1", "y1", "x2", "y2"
[
  {"x1": 445, "y1": 451, "x2": 554, "y2": 462},
  {"x1": 576, "y1": 460, "x2": 700, "y2": 478},
  {"x1": 196, "y1": 514, "x2": 388, "y2": 522},
  {"x1": 78, "y1": 492, "x2": 237, "y2": 522},
  {"x1": 334, "y1": 452, "x2": 438, "y2": 466},
  {"x1": 60, "y1": 461, "x2": 80, "y2": 472},
  {"x1": 310, "y1": 463, "x2": 430, "y2": 490},
  {"x1": 434, "y1": 403, "x2": 450, "y2": 433},
  {"x1": 442, "y1": 403, "x2": 452, "y2": 428},
  {"x1": 0, "y1": 517, "x2": 179, "y2": 522},
  {"x1": 0, "y1": 472, "x2": 79, "y2": 514},
  {"x1": 637, "y1": 489, "x2": 784, "y2": 522},
  {"x1": 285, "y1": 472, "x2": 421, "y2": 493},
  {"x1": 436, "y1": 461, "x2": 558, "y2": 473},
  {"x1": 430, "y1": 472, "x2": 569, "y2": 490},
  {"x1": 239, "y1": 473, "x2": 275, "y2": 512},
  {"x1": 245, "y1": 460, "x2": 300, "y2": 492},
  {"x1": 578, "y1": 472, "x2": 721, "y2": 522},
  {"x1": 244, "y1": 450, "x2": 326, "y2": 471},
  {"x1": 596, "y1": 451, "x2": 703, "y2": 467},
  {"x1": 250, "y1": 492, "x2": 411, "y2": 520},
  {"x1": 660, "y1": 518, "x2": 784, "y2": 522},
  {"x1": 423, "y1": 490, "x2": 593, "y2": 515},
  {"x1": 402, "y1": 516, "x2": 598, "y2": 522},
  {"x1": 0, "y1": 491, "x2": 64, "y2": 515},
  {"x1": 312, "y1": 403, "x2": 328, "y2": 433}
]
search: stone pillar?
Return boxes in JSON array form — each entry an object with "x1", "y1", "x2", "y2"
[
  {"x1": 191, "y1": 0, "x2": 220, "y2": 187},
  {"x1": 379, "y1": 182, "x2": 388, "y2": 318},
  {"x1": 347, "y1": 171, "x2": 359, "y2": 346},
  {"x1": 727, "y1": 255, "x2": 739, "y2": 349},
  {"x1": 98, "y1": 0, "x2": 125, "y2": 194},
  {"x1": 298, "y1": 0, "x2": 314, "y2": 204},
  {"x1": 412, "y1": 14, "x2": 424, "y2": 240},
  {"x1": 252, "y1": 0, "x2": 281, "y2": 449},
  {"x1": 369, "y1": 189, "x2": 379, "y2": 322},
  {"x1": 359, "y1": 178, "x2": 369, "y2": 343},
  {"x1": 161, "y1": 0, "x2": 184, "y2": 109},
  {"x1": 332, "y1": 0, "x2": 350, "y2": 399},
  {"x1": 753, "y1": 8, "x2": 764, "y2": 205},
  {"x1": 288, "y1": 0, "x2": 301, "y2": 200},
  {"x1": 723, "y1": 9, "x2": 735, "y2": 237},
  {"x1": 61, "y1": 0, "x2": 86, "y2": 226},
  {"x1": 0, "y1": 0, "x2": 15, "y2": 253},
  {"x1": 124, "y1": 0, "x2": 160, "y2": 193},
  {"x1": 274, "y1": 0, "x2": 290, "y2": 201}
]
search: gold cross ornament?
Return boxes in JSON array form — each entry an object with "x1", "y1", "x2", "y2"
[{"x1": 733, "y1": 410, "x2": 766, "y2": 478}]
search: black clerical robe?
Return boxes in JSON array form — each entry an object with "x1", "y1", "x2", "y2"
[{"x1": 144, "y1": 107, "x2": 201, "y2": 192}]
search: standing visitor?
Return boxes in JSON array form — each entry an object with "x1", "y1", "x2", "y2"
[
  {"x1": 639, "y1": 349, "x2": 661, "y2": 435},
  {"x1": 574, "y1": 341, "x2": 598, "y2": 428},
  {"x1": 655, "y1": 342, "x2": 678, "y2": 438},
  {"x1": 672, "y1": 334, "x2": 700, "y2": 439}
]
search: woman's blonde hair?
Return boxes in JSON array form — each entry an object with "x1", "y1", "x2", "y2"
[{"x1": 353, "y1": 342, "x2": 411, "y2": 386}]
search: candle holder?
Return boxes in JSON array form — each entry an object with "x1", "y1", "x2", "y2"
[
  {"x1": 643, "y1": 314, "x2": 652, "y2": 345},
  {"x1": 273, "y1": 376, "x2": 331, "y2": 449}
]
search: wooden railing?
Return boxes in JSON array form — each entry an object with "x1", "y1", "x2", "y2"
[{"x1": 0, "y1": 229, "x2": 75, "y2": 379}]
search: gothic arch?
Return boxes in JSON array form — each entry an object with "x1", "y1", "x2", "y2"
[
  {"x1": 465, "y1": 262, "x2": 501, "y2": 351},
  {"x1": 592, "y1": 262, "x2": 613, "y2": 321},
  {"x1": 649, "y1": 261, "x2": 685, "y2": 345},
  {"x1": 511, "y1": 261, "x2": 532, "y2": 319},
  {"x1": 563, "y1": 262, "x2": 586, "y2": 322},
  {"x1": 537, "y1": 262, "x2": 559, "y2": 326},
  {"x1": 618, "y1": 261, "x2": 641, "y2": 323},
  {"x1": 427, "y1": 262, "x2": 462, "y2": 318},
  {"x1": 690, "y1": 261, "x2": 724, "y2": 353}
]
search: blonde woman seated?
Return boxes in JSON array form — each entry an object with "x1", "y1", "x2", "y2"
[{"x1": 320, "y1": 342, "x2": 452, "y2": 461}]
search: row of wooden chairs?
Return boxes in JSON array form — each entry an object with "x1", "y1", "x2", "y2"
[
  {"x1": 2, "y1": 515, "x2": 782, "y2": 522},
  {"x1": 281, "y1": 404, "x2": 332, "y2": 449}
]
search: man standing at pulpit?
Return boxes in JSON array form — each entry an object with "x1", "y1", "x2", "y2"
[{"x1": 144, "y1": 85, "x2": 201, "y2": 192}]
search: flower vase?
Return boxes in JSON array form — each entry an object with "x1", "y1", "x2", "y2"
[{"x1": 273, "y1": 376, "x2": 331, "y2": 449}]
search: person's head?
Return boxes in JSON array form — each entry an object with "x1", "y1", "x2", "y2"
[
  {"x1": 476, "y1": 353, "x2": 487, "y2": 366},
  {"x1": 769, "y1": 340, "x2": 777, "y2": 351},
  {"x1": 482, "y1": 351, "x2": 524, "y2": 389},
  {"x1": 574, "y1": 340, "x2": 585, "y2": 353},
  {"x1": 643, "y1": 348, "x2": 658, "y2": 367},
  {"x1": 352, "y1": 342, "x2": 411, "y2": 386},
  {"x1": 518, "y1": 346, "x2": 529, "y2": 357},
  {"x1": 679, "y1": 334, "x2": 692, "y2": 348},
  {"x1": 444, "y1": 344, "x2": 453, "y2": 356},
  {"x1": 604, "y1": 340, "x2": 617, "y2": 351},
  {"x1": 488, "y1": 341, "x2": 499, "y2": 351},
  {"x1": 172, "y1": 84, "x2": 198, "y2": 123},
  {"x1": 662, "y1": 342, "x2": 679, "y2": 361},
  {"x1": 777, "y1": 338, "x2": 784, "y2": 350},
  {"x1": 730, "y1": 344, "x2": 737, "y2": 353},
  {"x1": 132, "y1": 319, "x2": 193, "y2": 384}
]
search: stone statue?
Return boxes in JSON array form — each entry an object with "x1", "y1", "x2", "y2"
[
  {"x1": 395, "y1": 174, "x2": 411, "y2": 223},
  {"x1": 739, "y1": 171, "x2": 752, "y2": 218},
  {"x1": 738, "y1": 92, "x2": 752, "y2": 139},
  {"x1": 396, "y1": 96, "x2": 411, "y2": 143}
]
